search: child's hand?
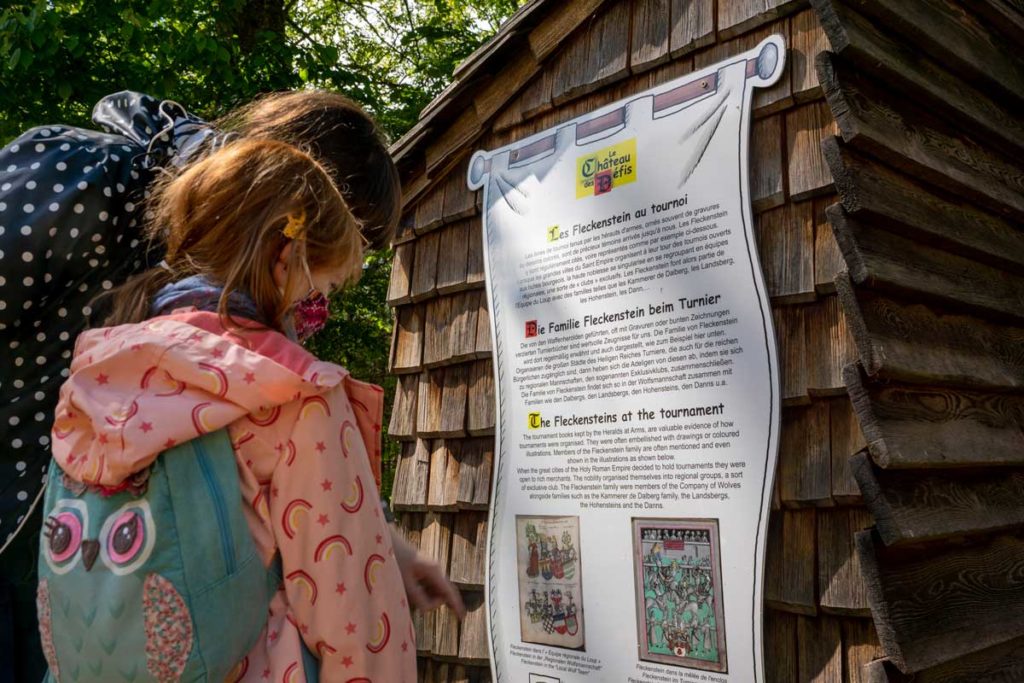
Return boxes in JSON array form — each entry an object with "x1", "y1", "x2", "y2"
[{"x1": 390, "y1": 526, "x2": 467, "y2": 618}]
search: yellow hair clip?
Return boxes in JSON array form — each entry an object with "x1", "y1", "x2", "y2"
[{"x1": 283, "y1": 208, "x2": 306, "y2": 239}]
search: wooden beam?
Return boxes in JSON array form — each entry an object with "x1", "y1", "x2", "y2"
[
  {"x1": 844, "y1": 363, "x2": 1024, "y2": 470},
  {"x1": 821, "y1": 138, "x2": 1024, "y2": 276},
  {"x1": 528, "y1": 0, "x2": 607, "y2": 61},
  {"x1": 424, "y1": 107, "x2": 482, "y2": 179},
  {"x1": 811, "y1": 0, "x2": 1024, "y2": 158},
  {"x1": 856, "y1": 529, "x2": 1024, "y2": 673},
  {"x1": 851, "y1": 451, "x2": 1024, "y2": 546},
  {"x1": 864, "y1": 635, "x2": 1024, "y2": 682},
  {"x1": 452, "y1": 0, "x2": 549, "y2": 78},
  {"x1": 550, "y1": 0, "x2": 631, "y2": 105},
  {"x1": 473, "y1": 49, "x2": 541, "y2": 123},
  {"x1": 970, "y1": 0, "x2": 1024, "y2": 48},
  {"x1": 834, "y1": 0, "x2": 1024, "y2": 109},
  {"x1": 817, "y1": 51, "x2": 1024, "y2": 221},
  {"x1": 827, "y1": 205, "x2": 1024, "y2": 324},
  {"x1": 836, "y1": 275, "x2": 1024, "y2": 390}
]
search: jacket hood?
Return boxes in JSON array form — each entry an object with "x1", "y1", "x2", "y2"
[{"x1": 52, "y1": 310, "x2": 350, "y2": 487}]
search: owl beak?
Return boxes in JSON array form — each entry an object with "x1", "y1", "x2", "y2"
[{"x1": 82, "y1": 539, "x2": 100, "y2": 571}]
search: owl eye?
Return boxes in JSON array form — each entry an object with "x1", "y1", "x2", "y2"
[
  {"x1": 46, "y1": 512, "x2": 82, "y2": 563},
  {"x1": 107, "y1": 510, "x2": 144, "y2": 564},
  {"x1": 99, "y1": 500, "x2": 155, "y2": 576},
  {"x1": 43, "y1": 500, "x2": 89, "y2": 575}
]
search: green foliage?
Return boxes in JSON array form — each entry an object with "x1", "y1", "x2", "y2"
[
  {"x1": 0, "y1": 0, "x2": 523, "y2": 495},
  {"x1": 0, "y1": 0, "x2": 523, "y2": 141}
]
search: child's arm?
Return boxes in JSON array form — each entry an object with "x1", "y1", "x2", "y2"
[{"x1": 269, "y1": 388, "x2": 416, "y2": 682}]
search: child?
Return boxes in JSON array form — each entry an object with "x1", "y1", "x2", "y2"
[{"x1": 40, "y1": 138, "x2": 418, "y2": 681}]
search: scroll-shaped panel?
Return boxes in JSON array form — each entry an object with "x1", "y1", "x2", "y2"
[{"x1": 469, "y1": 36, "x2": 786, "y2": 682}]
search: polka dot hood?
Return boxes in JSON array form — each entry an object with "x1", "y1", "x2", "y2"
[{"x1": 0, "y1": 92, "x2": 213, "y2": 550}]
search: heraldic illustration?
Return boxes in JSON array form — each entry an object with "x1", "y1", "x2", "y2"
[
  {"x1": 633, "y1": 518, "x2": 728, "y2": 673},
  {"x1": 516, "y1": 515, "x2": 585, "y2": 650}
]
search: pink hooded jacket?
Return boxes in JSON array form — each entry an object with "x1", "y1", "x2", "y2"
[{"x1": 50, "y1": 309, "x2": 416, "y2": 682}]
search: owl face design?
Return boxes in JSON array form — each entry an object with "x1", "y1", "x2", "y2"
[{"x1": 43, "y1": 497, "x2": 157, "y2": 576}]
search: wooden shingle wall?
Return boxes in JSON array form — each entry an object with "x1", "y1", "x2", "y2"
[
  {"x1": 809, "y1": 1, "x2": 1024, "y2": 680},
  {"x1": 385, "y1": 0, "x2": 1024, "y2": 679}
]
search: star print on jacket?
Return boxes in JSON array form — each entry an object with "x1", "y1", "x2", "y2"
[{"x1": 51, "y1": 309, "x2": 415, "y2": 682}]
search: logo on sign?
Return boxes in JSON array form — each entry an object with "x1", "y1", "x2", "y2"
[{"x1": 576, "y1": 138, "x2": 637, "y2": 198}]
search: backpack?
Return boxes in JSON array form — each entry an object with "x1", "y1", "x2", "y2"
[{"x1": 36, "y1": 428, "x2": 274, "y2": 682}]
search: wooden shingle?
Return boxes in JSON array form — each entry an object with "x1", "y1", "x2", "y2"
[
  {"x1": 786, "y1": 99, "x2": 837, "y2": 201},
  {"x1": 630, "y1": 0, "x2": 671, "y2": 73},
  {"x1": 391, "y1": 305, "x2": 425, "y2": 374},
  {"x1": 389, "y1": 242, "x2": 415, "y2": 305},
  {"x1": 818, "y1": 507, "x2": 872, "y2": 616},
  {"x1": 779, "y1": 401, "x2": 832, "y2": 507},
  {"x1": 751, "y1": 114, "x2": 786, "y2": 213},
  {"x1": 436, "y1": 220, "x2": 472, "y2": 295},
  {"x1": 765, "y1": 509, "x2": 818, "y2": 615},
  {"x1": 757, "y1": 200, "x2": 816, "y2": 303}
]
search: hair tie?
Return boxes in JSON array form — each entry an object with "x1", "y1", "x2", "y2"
[{"x1": 283, "y1": 208, "x2": 306, "y2": 239}]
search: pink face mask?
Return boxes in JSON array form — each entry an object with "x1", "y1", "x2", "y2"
[{"x1": 293, "y1": 289, "x2": 330, "y2": 341}]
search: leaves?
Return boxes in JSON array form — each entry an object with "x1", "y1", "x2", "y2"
[{"x1": 0, "y1": 0, "x2": 524, "y2": 494}]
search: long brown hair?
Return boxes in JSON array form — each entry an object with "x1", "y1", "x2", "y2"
[
  {"x1": 218, "y1": 90, "x2": 401, "y2": 250},
  {"x1": 102, "y1": 138, "x2": 363, "y2": 330}
]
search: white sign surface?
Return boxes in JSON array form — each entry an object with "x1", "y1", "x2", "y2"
[{"x1": 469, "y1": 36, "x2": 785, "y2": 683}]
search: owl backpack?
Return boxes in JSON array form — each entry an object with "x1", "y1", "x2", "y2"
[{"x1": 36, "y1": 428, "x2": 275, "y2": 683}]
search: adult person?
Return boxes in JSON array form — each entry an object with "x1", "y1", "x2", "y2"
[{"x1": 0, "y1": 90, "x2": 453, "y2": 682}]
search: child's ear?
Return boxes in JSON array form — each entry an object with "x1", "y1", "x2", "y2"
[{"x1": 273, "y1": 240, "x2": 294, "y2": 290}]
